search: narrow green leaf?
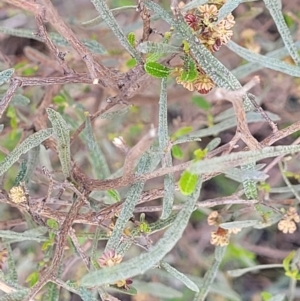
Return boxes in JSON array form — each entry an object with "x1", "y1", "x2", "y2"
[
  {"x1": 189, "y1": 145, "x2": 300, "y2": 175},
  {"x1": 179, "y1": 170, "x2": 198, "y2": 195},
  {"x1": 0, "y1": 68, "x2": 14, "y2": 86},
  {"x1": 107, "y1": 189, "x2": 120, "y2": 201},
  {"x1": 194, "y1": 246, "x2": 227, "y2": 301},
  {"x1": 227, "y1": 41, "x2": 300, "y2": 76},
  {"x1": 9, "y1": 94, "x2": 30, "y2": 106},
  {"x1": 180, "y1": 56, "x2": 197, "y2": 82},
  {"x1": 25, "y1": 271, "x2": 39, "y2": 287},
  {"x1": 127, "y1": 32, "x2": 136, "y2": 47},
  {"x1": 6, "y1": 244, "x2": 18, "y2": 282},
  {"x1": 137, "y1": 41, "x2": 181, "y2": 54},
  {"x1": 81, "y1": 5, "x2": 137, "y2": 27},
  {"x1": 81, "y1": 179, "x2": 202, "y2": 287},
  {"x1": 13, "y1": 160, "x2": 27, "y2": 186},
  {"x1": 192, "y1": 96, "x2": 211, "y2": 110},
  {"x1": 132, "y1": 280, "x2": 182, "y2": 298},
  {"x1": 81, "y1": 115, "x2": 110, "y2": 179},
  {"x1": 106, "y1": 151, "x2": 159, "y2": 252},
  {"x1": 171, "y1": 126, "x2": 193, "y2": 140},
  {"x1": 263, "y1": 0, "x2": 300, "y2": 66},
  {"x1": 23, "y1": 146, "x2": 40, "y2": 184},
  {"x1": 0, "y1": 128, "x2": 53, "y2": 176},
  {"x1": 161, "y1": 261, "x2": 199, "y2": 292},
  {"x1": 283, "y1": 251, "x2": 295, "y2": 272},
  {"x1": 220, "y1": 220, "x2": 258, "y2": 229},
  {"x1": 46, "y1": 108, "x2": 71, "y2": 178},
  {"x1": 171, "y1": 145, "x2": 183, "y2": 159},
  {"x1": 144, "y1": 62, "x2": 171, "y2": 78},
  {"x1": 0, "y1": 227, "x2": 47, "y2": 243},
  {"x1": 89, "y1": 0, "x2": 142, "y2": 61},
  {"x1": 227, "y1": 264, "x2": 283, "y2": 278}
]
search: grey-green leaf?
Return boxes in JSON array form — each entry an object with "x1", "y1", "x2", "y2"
[
  {"x1": 0, "y1": 68, "x2": 14, "y2": 86},
  {"x1": 0, "y1": 128, "x2": 53, "y2": 176},
  {"x1": 46, "y1": 108, "x2": 71, "y2": 178}
]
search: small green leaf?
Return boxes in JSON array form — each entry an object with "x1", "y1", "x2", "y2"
[
  {"x1": 171, "y1": 145, "x2": 183, "y2": 159},
  {"x1": 283, "y1": 251, "x2": 295, "y2": 272},
  {"x1": 261, "y1": 291, "x2": 272, "y2": 301},
  {"x1": 26, "y1": 271, "x2": 39, "y2": 287},
  {"x1": 126, "y1": 58, "x2": 137, "y2": 68},
  {"x1": 107, "y1": 189, "x2": 120, "y2": 202},
  {"x1": 180, "y1": 56, "x2": 197, "y2": 82},
  {"x1": 194, "y1": 148, "x2": 207, "y2": 160},
  {"x1": 171, "y1": 126, "x2": 193, "y2": 140},
  {"x1": 179, "y1": 170, "x2": 198, "y2": 195},
  {"x1": 127, "y1": 32, "x2": 136, "y2": 47},
  {"x1": 0, "y1": 68, "x2": 14, "y2": 85},
  {"x1": 47, "y1": 219, "x2": 59, "y2": 230},
  {"x1": 144, "y1": 61, "x2": 171, "y2": 78},
  {"x1": 192, "y1": 96, "x2": 211, "y2": 110}
]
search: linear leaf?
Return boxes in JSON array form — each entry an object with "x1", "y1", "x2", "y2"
[
  {"x1": 106, "y1": 151, "x2": 160, "y2": 252},
  {"x1": 137, "y1": 41, "x2": 181, "y2": 54},
  {"x1": 220, "y1": 220, "x2": 259, "y2": 229},
  {"x1": 189, "y1": 145, "x2": 300, "y2": 175},
  {"x1": 81, "y1": 179, "x2": 202, "y2": 287},
  {"x1": 217, "y1": 0, "x2": 243, "y2": 23},
  {"x1": 10, "y1": 94, "x2": 30, "y2": 106},
  {"x1": 263, "y1": 0, "x2": 300, "y2": 65},
  {"x1": 81, "y1": 5, "x2": 137, "y2": 27},
  {"x1": 5, "y1": 244, "x2": 18, "y2": 282},
  {"x1": 0, "y1": 68, "x2": 14, "y2": 86},
  {"x1": 194, "y1": 246, "x2": 227, "y2": 301},
  {"x1": 0, "y1": 227, "x2": 47, "y2": 243},
  {"x1": 23, "y1": 146, "x2": 40, "y2": 184},
  {"x1": 232, "y1": 41, "x2": 300, "y2": 78},
  {"x1": 46, "y1": 108, "x2": 71, "y2": 178},
  {"x1": 227, "y1": 41, "x2": 300, "y2": 76},
  {"x1": 81, "y1": 116, "x2": 110, "y2": 179},
  {"x1": 227, "y1": 263, "x2": 283, "y2": 277},
  {"x1": 161, "y1": 261, "x2": 199, "y2": 292},
  {"x1": 158, "y1": 78, "x2": 174, "y2": 219},
  {"x1": 0, "y1": 128, "x2": 53, "y2": 176},
  {"x1": 225, "y1": 167, "x2": 268, "y2": 182},
  {"x1": 181, "y1": 0, "x2": 208, "y2": 12},
  {"x1": 0, "y1": 27, "x2": 106, "y2": 54},
  {"x1": 133, "y1": 280, "x2": 182, "y2": 298},
  {"x1": 89, "y1": 0, "x2": 142, "y2": 61}
]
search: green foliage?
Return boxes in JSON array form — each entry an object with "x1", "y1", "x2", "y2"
[
  {"x1": 179, "y1": 170, "x2": 198, "y2": 195},
  {"x1": 144, "y1": 61, "x2": 171, "y2": 78},
  {"x1": 1, "y1": 0, "x2": 300, "y2": 300}
]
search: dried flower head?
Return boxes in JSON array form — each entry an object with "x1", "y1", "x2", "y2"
[
  {"x1": 97, "y1": 249, "x2": 122, "y2": 268},
  {"x1": 184, "y1": 2, "x2": 235, "y2": 52},
  {"x1": 278, "y1": 219, "x2": 297, "y2": 234},
  {"x1": 9, "y1": 185, "x2": 27, "y2": 203},
  {"x1": 210, "y1": 227, "x2": 230, "y2": 246},
  {"x1": 278, "y1": 207, "x2": 299, "y2": 234},
  {"x1": 286, "y1": 207, "x2": 300, "y2": 223},
  {"x1": 207, "y1": 211, "x2": 222, "y2": 226}
]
